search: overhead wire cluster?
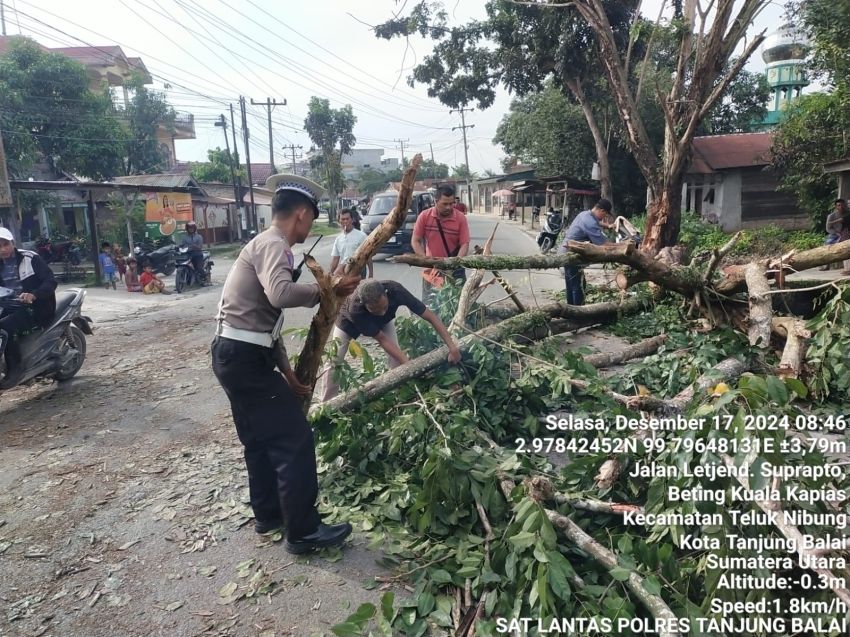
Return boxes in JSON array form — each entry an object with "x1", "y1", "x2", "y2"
[{"x1": 6, "y1": 0, "x2": 490, "y2": 172}]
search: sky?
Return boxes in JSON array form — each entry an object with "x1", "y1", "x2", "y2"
[{"x1": 3, "y1": 0, "x2": 789, "y2": 175}]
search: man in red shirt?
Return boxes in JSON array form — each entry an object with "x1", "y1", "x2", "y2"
[
  {"x1": 453, "y1": 196, "x2": 467, "y2": 214},
  {"x1": 412, "y1": 185, "x2": 471, "y2": 300}
]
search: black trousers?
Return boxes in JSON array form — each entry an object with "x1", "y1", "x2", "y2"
[
  {"x1": 190, "y1": 253, "x2": 205, "y2": 282},
  {"x1": 0, "y1": 307, "x2": 36, "y2": 369},
  {"x1": 211, "y1": 336, "x2": 321, "y2": 540}
]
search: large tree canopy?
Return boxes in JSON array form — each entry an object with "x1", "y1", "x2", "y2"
[
  {"x1": 0, "y1": 37, "x2": 126, "y2": 180},
  {"x1": 121, "y1": 77, "x2": 176, "y2": 175}
]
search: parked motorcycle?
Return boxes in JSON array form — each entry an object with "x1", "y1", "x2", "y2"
[
  {"x1": 35, "y1": 237, "x2": 82, "y2": 265},
  {"x1": 0, "y1": 287, "x2": 92, "y2": 392},
  {"x1": 174, "y1": 247, "x2": 213, "y2": 293},
  {"x1": 536, "y1": 208, "x2": 563, "y2": 253},
  {"x1": 133, "y1": 243, "x2": 177, "y2": 276}
]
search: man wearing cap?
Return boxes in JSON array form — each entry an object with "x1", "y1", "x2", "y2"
[
  {"x1": 558, "y1": 199, "x2": 614, "y2": 306},
  {"x1": 0, "y1": 227, "x2": 57, "y2": 382},
  {"x1": 211, "y1": 175, "x2": 360, "y2": 555},
  {"x1": 180, "y1": 221, "x2": 206, "y2": 284}
]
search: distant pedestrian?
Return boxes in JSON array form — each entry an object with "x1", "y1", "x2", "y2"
[
  {"x1": 453, "y1": 197, "x2": 467, "y2": 215},
  {"x1": 558, "y1": 199, "x2": 614, "y2": 306},
  {"x1": 99, "y1": 242, "x2": 117, "y2": 290}
]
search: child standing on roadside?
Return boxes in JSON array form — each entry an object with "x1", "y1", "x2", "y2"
[
  {"x1": 99, "y1": 242, "x2": 117, "y2": 290},
  {"x1": 113, "y1": 245, "x2": 127, "y2": 282}
]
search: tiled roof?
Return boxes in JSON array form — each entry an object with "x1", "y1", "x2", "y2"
[
  {"x1": 113, "y1": 174, "x2": 201, "y2": 189},
  {"x1": 691, "y1": 132, "x2": 774, "y2": 173}
]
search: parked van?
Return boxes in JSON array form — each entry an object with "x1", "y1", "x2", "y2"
[{"x1": 360, "y1": 190, "x2": 435, "y2": 254}]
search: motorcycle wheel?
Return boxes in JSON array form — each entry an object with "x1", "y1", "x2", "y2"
[
  {"x1": 54, "y1": 325, "x2": 87, "y2": 381},
  {"x1": 540, "y1": 237, "x2": 553, "y2": 253},
  {"x1": 204, "y1": 265, "x2": 212, "y2": 285},
  {"x1": 175, "y1": 268, "x2": 188, "y2": 293},
  {"x1": 162, "y1": 262, "x2": 176, "y2": 277}
]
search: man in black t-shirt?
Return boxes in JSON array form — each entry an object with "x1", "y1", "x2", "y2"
[{"x1": 320, "y1": 280, "x2": 462, "y2": 401}]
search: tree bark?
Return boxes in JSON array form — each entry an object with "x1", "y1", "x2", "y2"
[
  {"x1": 565, "y1": 77, "x2": 612, "y2": 201},
  {"x1": 714, "y1": 240, "x2": 850, "y2": 296},
  {"x1": 744, "y1": 262, "x2": 772, "y2": 347},
  {"x1": 772, "y1": 317, "x2": 810, "y2": 380},
  {"x1": 294, "y1": 155, "x2": 423, "y2": 410},
  {"x1": 311, "y1": 299, "x2": 647, "y2": 416}
]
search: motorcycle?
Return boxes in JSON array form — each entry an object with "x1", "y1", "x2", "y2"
[
  {"x1": 35, "y1": 237, "x2": 82, "y2": 265},
  {"x1": 536, "y1": 209, "x2": 563, "y2": 253},
  {"x1": 133, "y1": 242, "x2": 177, "y2": 276},
  {"x1": 174, "y1": 247, "x2": 213, "y2": 293},
  {"x1": 0, "y1": 287, "x2": 92, "y2": 391},
  {"x1": 613, "y1": 216, "x2": 642, "y2": 247}
]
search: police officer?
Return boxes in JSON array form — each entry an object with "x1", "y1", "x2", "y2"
[{"x1": 211, "y1": 174, "x2": 359, "y2": 555}]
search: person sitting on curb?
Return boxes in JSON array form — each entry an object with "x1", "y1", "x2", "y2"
[
  {"x1": 320, "y1": 279, "x2": 462, "y2": 401},
  {"x1": 139, "y1": 263, "x2": 171, "y2": 295},
  {"x1": 125, "y1": 258, "x2": 142, "y2": 292}
]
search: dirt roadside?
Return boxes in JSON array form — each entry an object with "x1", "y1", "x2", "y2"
[{"x1": 0, "y1": 285, "x2": 390, "y2": 637}]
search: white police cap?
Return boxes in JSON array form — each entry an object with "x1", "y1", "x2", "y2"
[{"x1": 265, "y1": 174, "x2": 325, "y2": 218}]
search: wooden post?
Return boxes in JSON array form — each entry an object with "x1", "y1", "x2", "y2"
[{"x1": 87, "y1": 190, "x2": 101, "y2": 284}]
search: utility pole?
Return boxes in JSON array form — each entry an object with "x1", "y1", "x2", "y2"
[
  {"x1": 239, "y1": 96, "x2": 257, "y2": 232},
  {"x1": 429, "y1": 142, "x2": 436, "y2": 182},
  {"x1": 251, "y1": 97, "x2": 286, "y2": 173},
  {"x1": 1, "y1": 0, "x2": 6, "y2": 36},
  {"x1": 282, "y1": 144, "x2": 303, "y2": 174},
  {"x1": 215, "y1": 114, "x2": 240, "y2": 241},
  {"x1": 0, "y1": 129, "x2": 11, "y2": 209},
  {"x1": 229, "y1": 103, "x2": 245, "y2": 238},
  {"x1": 451, "y1": 107, "x2": 475, "y2": 213},
  {"x1": 394, "y1": 138, "x2": 409, "y2": 167}
]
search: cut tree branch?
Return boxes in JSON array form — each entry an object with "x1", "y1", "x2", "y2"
[
  {"x1": 744, "y1": 262, "x2": 772, "y2": 348},
  {"x1": 295, "y1": 154, "x2": 423, "y2": 409}
]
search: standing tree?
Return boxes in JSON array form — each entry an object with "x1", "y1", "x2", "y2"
[
  {"x1": 568, "y1": 0, "x2": 769, "y2": 252},
  {"x1": 121, "y1": 76, "x2": 176, "y2": 175},
  {"x1": 304, "y1": 97, "x2": 356, "y2": 224},
  {"x1": 190, "y1": 147, "x2": 246, "y2": 183},
  {"x1": 375, "y1": 0, "x2": 636, "y2": 203},
  {"x1": 0, "y1": 36, "x2": 125, "y2": 180},
  {"x1": 378, "y1": 0, "x2": 769, "y2": 252}
]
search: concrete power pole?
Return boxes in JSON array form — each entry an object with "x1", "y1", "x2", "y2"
[
  {"x1": 229, "y1": 103, "x2": 245, "y2": 237},
  {"x1": 1, "y1": 0, "x2": 6, "y2": 36},
  {"x1": 429, "y1": 143, "x2": 436, "y2": 182},
  {"x1": 215, "y1": 114, "x2": 240, "y2": 240},
  {"x1": 394, "y1": 138, "x2": 409, "y2": 167},
  {"x1": 451, "y1": 107, "x2": 475, "y2": 213},
  {"x1": 251, "y1": 97, "x2": 286, "y2": 173},
  {"x1": 282, "y1": 144, "x2": 303, "y2": 174},
  {"x1": 239, "y1": 96, "x2": 257, "y2": 232}
]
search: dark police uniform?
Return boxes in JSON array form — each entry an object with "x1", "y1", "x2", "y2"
[{"x1": 210, "y1": 184, "x2": 322, "y2": 542}]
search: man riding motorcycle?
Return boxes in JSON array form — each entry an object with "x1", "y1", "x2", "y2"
[
  {"x1": 180, "y1": 221, "x2": 206, "y2": 285},
  {"x1": 0, "y1": 227, "x2": 58, "y2": 381}
]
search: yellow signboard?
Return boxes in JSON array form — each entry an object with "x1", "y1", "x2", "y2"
[{"x1": 145, "y1": 192, "x2": 193, "y2": 237}]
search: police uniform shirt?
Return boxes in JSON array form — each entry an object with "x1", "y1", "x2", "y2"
[{"x1": 218, "y1": 226, "x2": 319, "y2": 334}]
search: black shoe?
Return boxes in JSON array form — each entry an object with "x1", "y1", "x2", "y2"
[
  {"x1": 254, "y1": 518, "x2": 284, "y2": 535},
  {"x1": 285, "y1": 522, "x2": 352, "y2": 555}
]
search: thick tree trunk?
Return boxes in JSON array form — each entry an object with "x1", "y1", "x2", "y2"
[
  {"x1": 772, "y1": 317, "x2": 811, "y2": 380},
  {"x1": 565, "y1": 77, "x2": 612, "y2": 201},
  {"x1": 642, "y1": 182, "x2": 683, "y2": 254}
]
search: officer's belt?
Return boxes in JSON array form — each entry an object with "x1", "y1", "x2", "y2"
[{"x1": 217, "y1": 323, "x2": 275, "y2": 348}]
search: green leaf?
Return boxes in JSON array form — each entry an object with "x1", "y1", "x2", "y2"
[
  {"x1": 505, "y1": 552, "x2": 517, "y2": 580},
  {"x1": 618, "y1": 535, "x2": 633, "y2": 554},
  {"x1": 351, "y1": 603, "x2": 376, "y2": 624},
  {"x1": 765, "y1": 375, "x2": 789, "y2": 405},
  {"x1": 331, "y1": 622, "x2": 362, "y2": 637},
  {"x1": 546, "y1": 551, "x2": 572, "y2": 601},
  {"x1": 643, "y1": 575, "x2": 662, "y2": 596},
  {"x1": 784, "y1": 377, "x2": 808, "y2": 398},
  {"x1": 609, "y1": 567, "x2": 632, "y2": 581},
  {"x1": 381, "y1": 592, "x2": 395, "y2": 622},
  {"x1": 508, "y1": 530, "x2": 536, "y2": 550},
  {"x1": 431, "y1": 569, "x2": 452, "y2": 584},
  {"x1": 416, "y1": 592, "x2": 435, "y2": 616}
]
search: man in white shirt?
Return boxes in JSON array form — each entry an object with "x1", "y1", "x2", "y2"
[{"x1": 330, "y1": 209, "x2": 373, "y2": 279}]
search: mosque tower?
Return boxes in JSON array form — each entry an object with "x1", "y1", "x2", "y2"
[{"x1": 761, "y1": 23, "x2": 810, "y2": 127}]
